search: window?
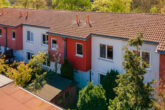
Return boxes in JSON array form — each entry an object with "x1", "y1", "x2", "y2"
[
  {"x1": 100, "y1": 44, "x2": 106, "y2": 58},
  {"x1": 44, "y1": 57, "x2": 50, "y2": 67},
  {"x1": 42, "y1": 34, "x2": 48, "y2": 45},
  {"x1": 142, "y1": 51, "x2": 150, "y2": 65},
  {"x1": 12, "y1": 31, "x2": 16, "y2": 40},
  {"x1": 27, "y1": 31, "x2": 34, "y2": 42},
  {"x1": 133, "y1": 50, "x2": 150, "y2": 65},
  {"x1": 0, "y1": 45, "x2": 1, "y2": 50},
  {"x1": 51, "y1": 39, "x2": 57, "y2": 49},
  {"x1": 27, "y1": 52, "x2": 33, "y2": 60},
  {"x1": 76, "y1": 43, "x2": 83, "y2": 57},
  {"x1": 100, "y1": 74, "x2": 105, "y2": 85},
  {"x1": 100, "y1": 44, "x2": 113, "y2": 60},
  {"x1": 0, "y1": 29, "x2": 2, "y2": 37},
  {"x1": 107, "y1": 45, "x2": 113, "y2": 59},
  {"x1": 133, "y1": 50, "x2": 140, "y2": 56}
]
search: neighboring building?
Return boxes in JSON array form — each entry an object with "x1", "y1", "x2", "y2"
[{"x1": 0, "y1": 8, "x2": 165, "y2": 88}]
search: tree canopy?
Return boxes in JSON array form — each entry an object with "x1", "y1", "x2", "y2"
[
  {"x1": 108, "y1": 33, "x2": 154, "y2": 110},
  {"x1": 52, "y1": 0, "x2": 92, "y2": 11},
  {"x1": 0, "y1": 0, "x2": 10, "y2": 8},
  {"x1": 77, "y1": 82, "x2": 107, "y2": 110},
  {"x1": 92, "y1": 0, "x2": 132, "y2": 12}
]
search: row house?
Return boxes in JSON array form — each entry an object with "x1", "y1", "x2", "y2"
[{"x1": 0, "y1": 8, "x2": 165, "y2": 88}]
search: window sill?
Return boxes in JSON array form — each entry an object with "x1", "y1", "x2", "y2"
[
  {"x1": 26, "y1": 40, "x2": 34, "y2": 44},
  {"x1": 12, "y1": 38, "x2": 15, "y2": 40},
  {"x1": 51, "y1": 48, "x2": 57, "y2": 50},
  {"x1": 41, "y1": 44, "x2": 48, "y2": 47},
  {"x1": 98, "y1": 57, "x2": 114, "y2": 63},
  {"x1": 0, "y1": 35, "x2": 2, "y2": 37},
  {"x1": 76, "y1": 54, "x2": 83, "y2": 58}
]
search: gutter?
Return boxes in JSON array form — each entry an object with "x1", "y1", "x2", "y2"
[{"x1": 19, "y1": 86, "x2": 63, "y2": 110}]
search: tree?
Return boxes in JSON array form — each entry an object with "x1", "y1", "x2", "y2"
[
  {"x1": 12, "y1": 0, "x2": 31, "y2": 8},
  {"x1": 6, "y1": 62, "x2": 32, "y2": 87},
  {"x1": 27, "y1": 52, "x2": 46, "y2": 76},
  {"x1": 60, "y1": 58, "x2": 74, "y2": 80},
  {"x1": 92, "y1": 0, "x2": 132, "y2": 13},
  {"x1": 101, "y1": 70, "x2": 119, "y2": 101},
  {"x1": 109, "y1": 33, "x2": 154, "y2": 110},
  {"x1": 77, "y1": 82, "x2": 107, "y2": 110},
  {"x1": 12, "y1": 0, "x2": 47, "y2": 9},
  {"x1": 52, "y1": 0, "x2": 92, "y2": 11},
  {"x1": 0, "y1": 0, "x2": 10, "y2": 8},
  {"x1": 154, "y1": 76, "x2": 165, "y2": 110},
  {"x1": 31, "y1": 0, "x2": 47, "y2": 9},
  {"x1": 53, "y1": 50, "x2": 61, "y2": 73},
  {"x1": 0, "y1": 56, "x2": 8, "y2": 74}
]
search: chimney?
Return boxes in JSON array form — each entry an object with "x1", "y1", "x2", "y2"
[
  {"x1": 0, "y1": 9, "x2": 4, "y2": 16},
  {"x1": 76, "y1": 15, "x2": 80, "y2": 26},
  {"x1": 26, "y1": 12, "x2": 29, "y2": 19},
  {"x1": 19, "y1": 11, "x2": 23, "y2": 18},
  {"x1": 86, "y1": 15, "x2": 92, "y2": 27}
]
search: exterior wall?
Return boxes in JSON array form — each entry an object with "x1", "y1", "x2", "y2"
[
  {"x1": 91, "y1": 36, "x2": 160, "y2": 85},
  {"x1": 7, "y1": 26, "x2": 23, "y2": 50},
  {"x1": 74, "y1": 70, "x2": 90, "y2": 88},
  {"x1": 0, "y1": 46, "x2": 5, "y2": 52},
  {"x1": 160, "y1": 54, "x2": 165, "y2": 81},
  {"x1": 48, "y1": 35, "x2": 64, "y2": 64},
  {"x1": 66, "y1": 38, "x2": 91, "y2": 72},
  {"x1": 0, "y1": 26, "x2": 5, "y2": 46},
  {"x1": 0, "y1": 26, "x2": 23, "y2": 50},
  {"x1": 22, "y1": 26, "x2": 48, "y2": 62}
]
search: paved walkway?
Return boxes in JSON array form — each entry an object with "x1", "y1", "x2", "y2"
[{"x1": 0, "y1": 74, "x2": 13, "y2": 87}]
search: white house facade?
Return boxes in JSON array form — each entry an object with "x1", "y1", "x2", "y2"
[{"x1": 91, "y1": 36, "x2": 160, "y2": 85}]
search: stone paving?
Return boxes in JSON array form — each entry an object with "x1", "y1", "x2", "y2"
[{"x1": 0, "y1": 74, "x2": 13, "y2": 87}]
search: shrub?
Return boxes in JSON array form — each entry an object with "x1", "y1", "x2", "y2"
[
  {"x1": 6, "y1": 62, "x2": 32, "y2": 87},
  {"x1": 27, "y1": 52, "x2": 46, "y2": 76},
  {"x1": 61, "y1": 58, "x2": 74, "y2": 80},
  {"x1": 77, "y1": 83, "x2": 107, "y2": 110},
  {"x1": 26, "y1": 72, "x2": 46, "y2": 91},
  {"x1": 101, "y1": 70, "x2": 119, "y2": 101},
  {"x1": 0, "y1": 58, "x2": 8, "y2": 74}
]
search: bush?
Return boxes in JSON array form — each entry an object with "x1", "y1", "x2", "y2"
[
  {"x1": 0, "y1": 58, "x2": 8, "y2": 74},
  {"x1": 61, "y1": 58, "x2": 74, "y2": 80},
  {"x1": 26, "y1": 72, "x2": 46, "y2": 91},
  {"x1": 101, "y1": 70, "x2": 119, "y2": 100},
  {"x1": 6, "y1": 62, "x2": 32, "y2": 87},
  {"x1": 77, "y1": 83, "x2": 107, "y2": 110},
  {"x1": 27, "y1": 52, "x2": 46, "y2": 76}
]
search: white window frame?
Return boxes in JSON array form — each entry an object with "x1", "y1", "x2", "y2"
[
  {"x1": 99, "y1": 44, "x2": 113, "y2": 61},
  {"x1": 12, "y1": 30, "x2": 16, "y2": 40},
  {"x1": 42, "y1": 34, "x2": 48, "y2": 45},
  {"x1": 27, "y1": 31, "x2": 34, "y2": 43},
  {"x1": 76, "y1": 43, "x2": 83, "y2": 57},
  {"x1": 0, "y1": 29, "x2": 2, "y2": 37},
  {"x1": 133, "y1": 49, "x2": 151, "y2": 69},
  {"x1": 51, "y1": 38, "x2": 57, "y2": 50}
]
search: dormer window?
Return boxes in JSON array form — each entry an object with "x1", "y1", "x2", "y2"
[{"x1": 12, "y1": 31, "x2": 16, "y2": 40}]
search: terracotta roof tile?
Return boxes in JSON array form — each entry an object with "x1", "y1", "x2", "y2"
[{"x1": 0, "y1": 8, "x2": 165, "y2": 51}]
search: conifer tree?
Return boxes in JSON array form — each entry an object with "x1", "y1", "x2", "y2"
[
  {"x1": 108, "y1": 33, "x2": 154, "y2": 110},
  {"x1": 77, "y1": 82, "x2": 107, "y2": 110}
]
